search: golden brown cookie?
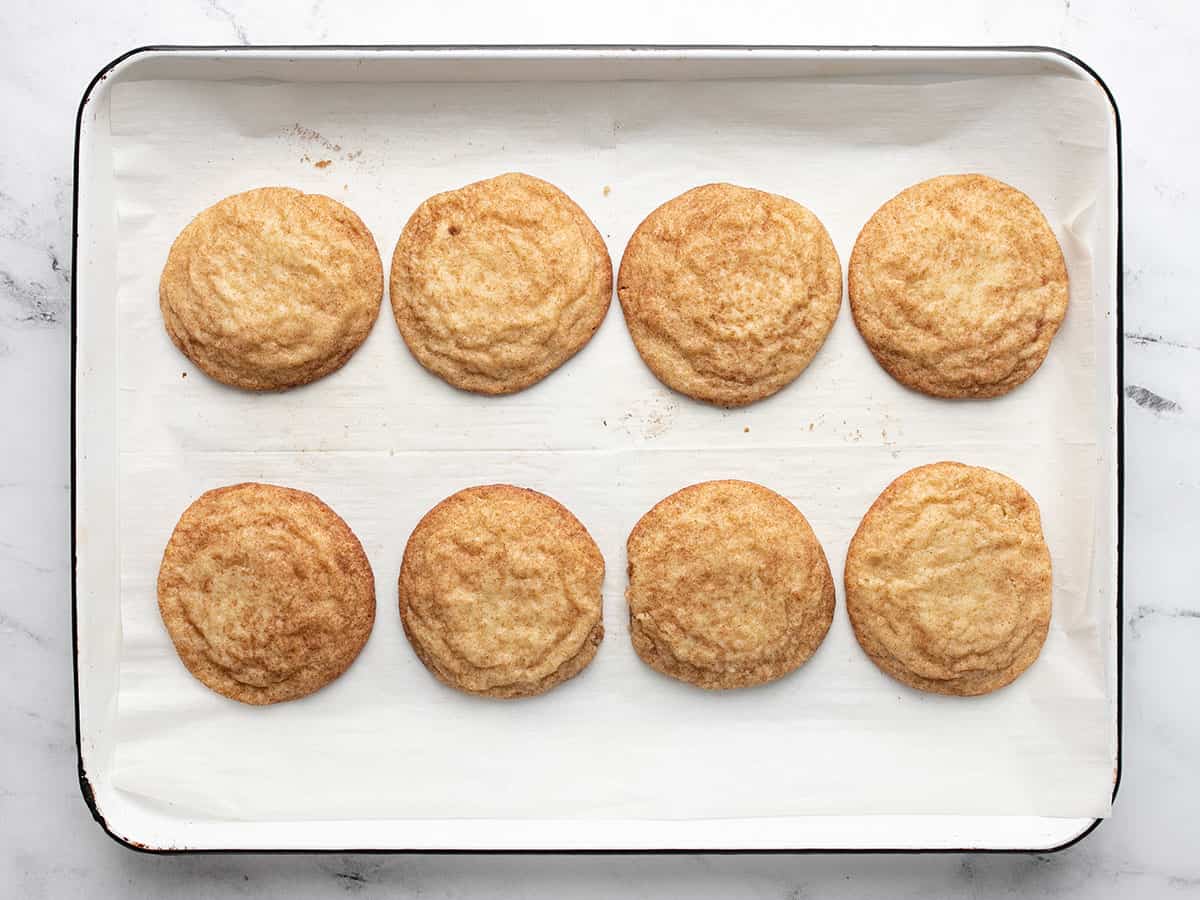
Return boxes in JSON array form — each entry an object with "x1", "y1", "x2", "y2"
[
  {"x1": 390, "y1": 173, "x2": 612, "y2": 395},
  {"x1": 844, "y1": 462, "x2": 1052, "y2": 696},
  {"x1": 157, "y1": 483, "x2": 376, "y2": 705},
  {"x1": 617, "y1": 184, "x2": 842, "y2": 407},
  {"x1": 626, "y1": 480, "x2": 835, "y2": 689},
  {"x1": 160, "y1": 187, "x2": 383, "y2": 390},
  {"x1": 848, "y1": 174, "x2": 1068, "y2": 398},
  {"x1": 398, "y1": 485, "x2": 605, "y2": 698}
]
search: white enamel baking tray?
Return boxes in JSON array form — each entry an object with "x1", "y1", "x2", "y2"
[{"x1": 72, "y1": 45, "x2": 1122, "y2": 853}]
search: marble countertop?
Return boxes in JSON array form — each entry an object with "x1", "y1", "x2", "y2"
[{"x1": 2, "y1": 1, "x2": 1196, "y2": 896}]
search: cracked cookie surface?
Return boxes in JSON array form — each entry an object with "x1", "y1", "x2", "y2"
[
  {"x1": 390, "y1": 173, "x2": 612, "y2": 395},
  {"x1": 157, "y1": 482, "x2": 376, "y2": 705},
  {"x1": 626, "y1": 480, "x2": 834, "y2": 689},
  {"x1": 848, "y1": 174, "x2": 1068, "y2": 398},
  {"x1": 399, "y1": 485, "x2": 604, "y2": 698},
  {"x1": 617, "y1": 183, "x2": 841, "y2": 407},
  {"x1": 160, "y1": 187, "x2": 383, "y2": 390},
  {"x1": 844, "y1": 461, "x2": 1052, "y2": 696}
]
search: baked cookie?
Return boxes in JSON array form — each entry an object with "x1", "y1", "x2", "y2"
[
  {"x1": 398, "y1": 485, "x2": 604, "y2": 698},
  {"x1": 844, "y1": 462, "x2": 1052, "y2": 696},
  {"x1": 617, "y1": 183, "x2": 842, "y2": 407},
  {"x1": 626, "y1": 480, "x2": 835, "y2": 689},
  {"x1": 157, "y1": 483, "x2": 376, "y2": 705},
  {"x1": 390, "y1": 173, "x2": 612, "y2": 395},
  {"x1": 848, "y1": 174, "x2": 1068, "y2": 398},
  {"x1": 160, "y1": 187, "x2": 384, "y2": 390}
]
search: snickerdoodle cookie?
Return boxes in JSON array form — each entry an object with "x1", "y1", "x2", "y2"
[
  {"x1": 390, "y1": 173, "x2": 612, "y2": 395},
  {"x1": 626, "y1": 479, "x2": 835, "y2": 689},
  {"x1": 848, "y1": 174, "x2": 1068, "y2": 398},
  {"x1": 844, "y1": 462, "x2": 1052, "y2": 696},
  {"x1": 617, "y1": 183, "x2": 842, "y2": 407},
  {"x1": 398, "y1": 484, "x2": 604, "y2": 698},
  {"x1": 157, "y1": 482, "x2": 376, "y2": 705},
  {"x1": 160, "y1": 187, "x2": 383, "y2": 390}
]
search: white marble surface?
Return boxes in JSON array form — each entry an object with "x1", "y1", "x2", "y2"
[{"x1": 1, "y1": 0, "x2": 1196, "y2": 896}]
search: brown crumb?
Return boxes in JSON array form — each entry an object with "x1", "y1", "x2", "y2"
[
  {"x1": 287, "y1": 124, "x2": 341, "y2": 152},
  {"x1": 314, "y1": 159, "x2": 332, "y2": 169},
  {"x1": 743, "y1": 426, "x2": 749, "y2": 433},
  {"x1": 808, "y1": 422, "x2": 814, "y2": 431},
  {"x1": 603, "y1": 185, "x2": 612, "y2": 197},
  {"x1": 181, "y1": 372, "x2": 187, "y2": 378}
]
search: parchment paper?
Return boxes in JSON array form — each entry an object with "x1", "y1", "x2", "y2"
[{"x1": 107, "y1": 70, "x2": 1115, "y2": 821}]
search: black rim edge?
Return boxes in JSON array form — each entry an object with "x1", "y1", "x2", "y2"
[
  {"x1": 73, "y1": 43, "x2": 163, "y2": 854},
  {"x1": 70, "y1": 42, "x2": 1123, "y2": 857}
]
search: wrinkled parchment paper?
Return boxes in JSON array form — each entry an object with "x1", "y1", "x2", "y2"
[{"x1": 107, "y1": 70, "x2": 1115, "y2": 821}]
